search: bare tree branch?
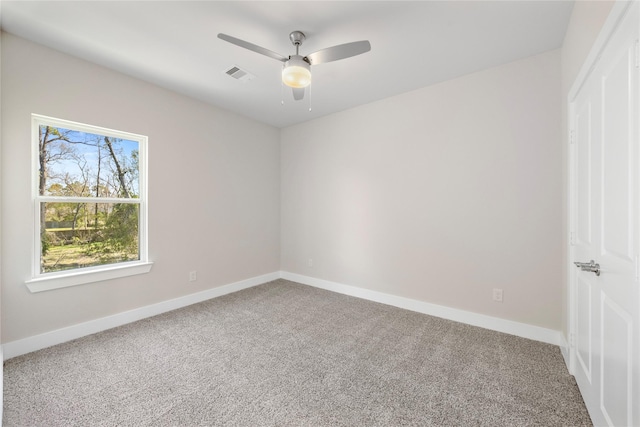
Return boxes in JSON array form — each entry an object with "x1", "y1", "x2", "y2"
[{"x1": 104, "y1": 136, "x2": 131, "y2": 198}]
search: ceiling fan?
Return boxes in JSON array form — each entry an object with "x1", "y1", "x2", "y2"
[{"x1": 218, "y1": 31, "x2": 371, "y2": 101}]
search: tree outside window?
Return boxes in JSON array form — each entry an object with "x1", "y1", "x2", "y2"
[{"x1": 33, "y1": 115, "x2": 148, "y2": 275}]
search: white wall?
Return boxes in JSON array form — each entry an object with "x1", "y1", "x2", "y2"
[
  {"x1": 281, "y1": 50, "x2": 562, "y2": 330},
  {"x1": 1, "y1": 33, "x2": 281, "y2": 343},
  {"x1": 559, "y1": 0, "x2": 615, "y2": 339},
  {"x1": 2, "y1": 2, "x2": 618, "y2": 346}
]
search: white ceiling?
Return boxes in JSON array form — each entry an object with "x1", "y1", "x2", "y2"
[{"x1": 1, "y1": 1, "x2": 574, "y2": 128}]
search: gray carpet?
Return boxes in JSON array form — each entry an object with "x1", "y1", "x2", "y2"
[{"x1": 3, "y1": 279, "x2": 592, "y2": 426}]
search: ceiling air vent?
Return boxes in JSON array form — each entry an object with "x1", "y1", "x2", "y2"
[{"x1": 223, "y1": 65, "x2": 255, "y2": 82}]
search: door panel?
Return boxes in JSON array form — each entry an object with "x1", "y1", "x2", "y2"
[
  {"x1": 576, "y1": 276, "x2": 593, "y2": 382},
  {"x1": 576, "y1": 100, "x2": 593, "y2": 246},
  {"x1": 601, "y1": 41, "x2": 633, "y2": 262},
  {"x1": 600, "y1": 294, "x2": 632, "y2": 426},
  {"x1": 570, "y1": 2, "x2": 639, "y2": 426},
  {"x1": 573, "y1": 64, "x2": 601, "y2": 415}
]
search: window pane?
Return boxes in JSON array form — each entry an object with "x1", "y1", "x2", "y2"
[
  {"x1": 38, "y1": 125, "x2": 139, "y2": 198},
  {"x1": 41, "y1": 202, "x2": 140, "y2": 273}
]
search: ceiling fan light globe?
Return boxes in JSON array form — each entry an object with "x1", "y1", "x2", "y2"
[
  {"x1": 283, "y1": 66, "x2": 311, "y2": 88},
  {"x1": 282, "y1": 57, "x2": 311, "y2": 88}
]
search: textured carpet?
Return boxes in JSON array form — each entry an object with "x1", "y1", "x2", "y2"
[{"x1": 4, "y1": 279, "x2": 591, "y2": 426}]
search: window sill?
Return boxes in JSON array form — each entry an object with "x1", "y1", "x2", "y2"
[{"x1": 25, "y1": 261, "x2": 154, "y2": 293}]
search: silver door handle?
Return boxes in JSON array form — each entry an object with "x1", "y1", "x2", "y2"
[{"x1": 574, "y1": 260, "x2": 600, "y2": 276}]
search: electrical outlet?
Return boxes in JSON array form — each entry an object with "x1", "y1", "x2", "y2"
[
  {"x1": 189, "y1": 271, "x2": 197, "y2": 282},
  {"x1": 308, "y1": 258, "x2": 313, "y2": 267},
  {"x1": 492, "y1": 288, "x2": 503, "y2": 302}
]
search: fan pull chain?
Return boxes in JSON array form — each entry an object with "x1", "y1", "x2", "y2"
[
  {"x1": 308, "y1": 84, "x2": 312, "y2": 112},
  {"x1": 281, "y1": 64, "x2": 285, "y2": 106}
]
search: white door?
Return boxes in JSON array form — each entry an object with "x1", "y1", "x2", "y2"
[{"x1": 570, "y1": 2, "x2": 640, "y2": 426}]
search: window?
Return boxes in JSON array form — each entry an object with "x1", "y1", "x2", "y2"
[{"x1": 27, "y1": 115, "x2": 151, "y2": 292}]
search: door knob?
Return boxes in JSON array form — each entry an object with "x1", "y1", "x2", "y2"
[{"x1": 574, "y1": 260, "x2": 601, "y2": 276}]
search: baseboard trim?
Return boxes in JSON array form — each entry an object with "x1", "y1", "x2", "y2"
[
  {"x1": 281, "y1": 271, "x2": 562, "y2": 346},
  {"x1": 4, "y1": 271, "x2": 563, "y2": 360},
  {"x1": 2, "y1": 271, "x2": 280, "y2": 360},
  {"x1": 560, "y1": 334, "x2": 573, "y2": 374}
]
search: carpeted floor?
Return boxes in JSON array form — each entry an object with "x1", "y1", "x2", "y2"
[{"x1": 3, "y1": 279, "x2": 592, "y2": 426}]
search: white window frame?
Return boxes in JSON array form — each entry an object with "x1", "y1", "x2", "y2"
[{"x1": 26, "y1": 114, "x2": 152, "y2": 292}]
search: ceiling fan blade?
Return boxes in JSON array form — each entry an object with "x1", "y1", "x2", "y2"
[
  {"x1": 292, "y1": 87, "x2": 305, "y2": 101},
  {"x1": 306, "y1": 40, "x2": 371, "y2": 65},
  {"x1": 218, "y1": 33, "x2": 287, "y2": 62}
]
